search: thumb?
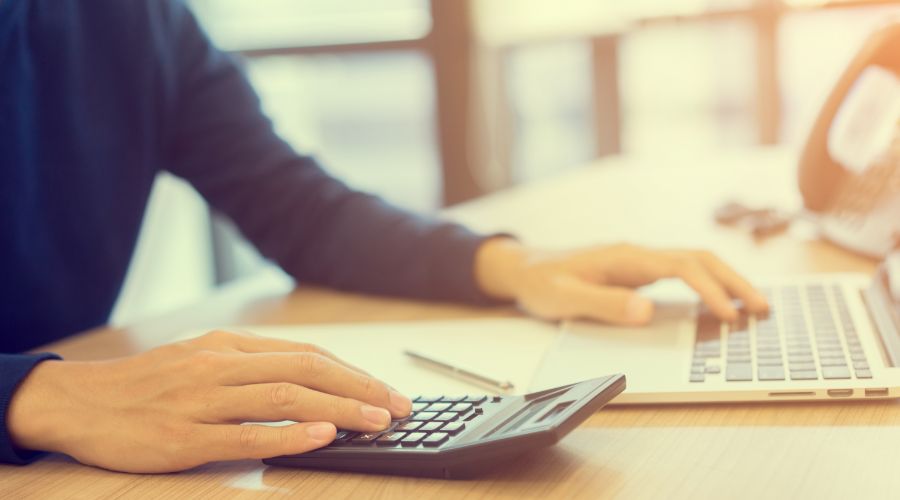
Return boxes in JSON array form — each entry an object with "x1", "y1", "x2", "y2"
[{"x1": 559, "y1": 279, "x2": 654, "y2": 325}]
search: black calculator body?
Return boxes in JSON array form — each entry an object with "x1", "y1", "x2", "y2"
[{"x1": 263, "y1": 375, "x2": 626, "y2": 479}]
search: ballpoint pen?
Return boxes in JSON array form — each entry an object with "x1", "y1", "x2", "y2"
[{"x1": 403, "y1": 349, "x2": 516, "y2": 395}]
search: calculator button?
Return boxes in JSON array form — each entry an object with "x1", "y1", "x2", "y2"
[
  {"x1": 396, "y1": 421, "x2": 422, "y2": 431},
  {"x1": 414, "y1": 396, "x2": 442, "y2": 403},
  {"x1": 449, "y1": 403, "x2": 472, "y2": 413},
  {"x1": 411, "y1": 402, "x2": 430, "y2": 412},
  {"x1": 400, "y1": 432, "x2": 427, "y2": 447},
  {"x1": 419, "y1": 421, "x2": 444, "y2": 432},
  {"x1": 426, "y1": 402, "x2": 452, "y2": 412},
  {"x1": 422, "y1": 432, "x2": 449, "y2": 447},
  {"x1": 333, "y1": 431, "x2": 355, "y2": 443},
  {"x1": 441, "y1": 422, "x2": 465, "y2": 435},
  {"x1": 411, "y1": 412, "x2": 438, "y2": 421},
  {"x1": 351, "y1": 432, "x2": 382, "y2": 445},
  {"x1": 375, "y1": 432, "x2": 406, "y2": 446},
  {"x1": 463, "y1": 395, "x2": 487, "y2": 404},
  {"x1": 434, "y1": 412, "x2": 458, "y2": 422}
]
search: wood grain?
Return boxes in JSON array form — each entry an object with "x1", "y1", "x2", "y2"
[{"x1": 2, "y1": 150, "x2": 896, "y2": 500}]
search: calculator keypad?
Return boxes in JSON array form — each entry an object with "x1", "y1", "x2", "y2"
[{"x1": 332, "y1": 395, "x2": 488, "y2": 449}]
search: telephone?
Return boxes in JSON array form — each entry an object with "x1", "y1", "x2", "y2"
[{"x1": 798, "y1": 22, "x2": 900, "y2": 258}]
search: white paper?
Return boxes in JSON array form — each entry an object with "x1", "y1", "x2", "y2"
[{"x1": 178, "y1": 318, "x2": 561, "y2": 396}]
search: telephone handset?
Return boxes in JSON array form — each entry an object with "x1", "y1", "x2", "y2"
[{"x1": 798, "y1": 22, "x2": 900, "y2": 258}]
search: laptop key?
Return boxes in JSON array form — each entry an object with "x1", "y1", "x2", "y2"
[
  {"x1": 726, "y1": 363, "x2": 753, "y2": 381},
  {"x1": 822, "y1": 366, "x2": 851, "y2": 380},
  {"x1": 696, "y1": 311, "x2": 720, "y2": 341},
  {"x1": 758, "y1": 358, "x2": 784, "y2": 366},
  {"x1": 820, "y1": 357, "x2": 848, "y2": 367},
  {"x1": 758, "y1": 366, "x2": 786, "y2": 381},
  {"x1": 705, "y1": 365, "x2": 721, "y2": 374},
  {"x1": 790, "y1": 370, "x2": 818, "y2": 380},
  {"x1": 789, "y1": 362, "x2": 816, "y2": 371},
  {"x1": 855, "y1": 369, "x2": 873, "y2": 379},
  {"x1": 689, "y1": 373, "x2": 705, "y2": 383}
]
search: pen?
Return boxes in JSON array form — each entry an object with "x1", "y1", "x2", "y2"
[{"x1": 403, "y1": 350, "x2": 515, "y2": 394}]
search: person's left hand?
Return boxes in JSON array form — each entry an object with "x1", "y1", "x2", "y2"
[{"x1": 475, "y1": 238, "x2": 769, "y2": 326}]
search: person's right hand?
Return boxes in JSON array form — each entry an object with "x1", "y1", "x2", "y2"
[{"x1": 6, "y1": 330, "x2": 411, "y2": 473}]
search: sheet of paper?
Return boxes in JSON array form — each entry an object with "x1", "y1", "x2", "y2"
[{"x1": 179, "y1": 318, "x2": 560, "y2": 396}]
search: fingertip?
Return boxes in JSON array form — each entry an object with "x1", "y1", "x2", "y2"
[
  {"x1": 753, "y1": 293, "x2": 771, "y2": 312},
  {"x1": 304, "y1": 422, "x2": 337, "y2": 443},
  {"x1": 724, "y1": 308, "x2": 740, "y2": 322},
  {"x1": 625, "y1": 295, "x2": 654, "y2": 325},
  {"x1": 389, "y1": 390, "x2": 412, "y2": 418}
]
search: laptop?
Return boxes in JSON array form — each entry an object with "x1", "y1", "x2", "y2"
[{"x1": 531, "y1": 257, "x2": 900, "y2": 403}]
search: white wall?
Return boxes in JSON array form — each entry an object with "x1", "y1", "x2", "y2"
[{"x1": 110, "y1": 173, "x2": 217, "y2": 326}]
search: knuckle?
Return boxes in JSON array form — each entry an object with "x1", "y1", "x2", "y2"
[
  {"x1": 695, "y1": 249, "x2": 716, "y2": 263},
  {"x1": 329, "y1": 395, "x2": 349, "y2": 415},
  {"x1": 188, "y1": 350, "x2": 223, "y2": 371},
  {"x1": 269, "y1": 383, "x2": 299, "y2": 410},
  {"x1": 200, "y1": 330, "x2": 235, "y2": 344},
  {"x1": 296, "y1": 352, "x2": 327, "y2": 375},
  {"x1": 158, "y1": 422, "x2": 192, "y2": 456},
  {"x1": 276, "y1": 428, "x2": 296, "y2": 450},
  {"x1": 238, "y1": 425, "x2": 263, "y2": 451},
  {"x1": 361, "y1": 375, "x2": 388, "y2": 402},
  {"x1": 672, "y1": 255, "x2": 696, "y2": 275},
  {"x1": 297, "y1": 342, "x2": 321, "y2": 354}
]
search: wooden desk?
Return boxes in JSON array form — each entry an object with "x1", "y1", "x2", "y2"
[{"x1": 3, "y1": 149, "x2": 897, "y2": 499}]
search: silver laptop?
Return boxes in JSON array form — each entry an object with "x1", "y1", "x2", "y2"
[{"x1": 532, "y1": 258, "x2": 900, "y2": 403}]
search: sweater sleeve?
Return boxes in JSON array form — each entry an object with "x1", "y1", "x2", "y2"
[
  {"x1": 159, "y1": 1, "x2": 500, "y2": 305},
  {"x1": 0, "y1": 353, "x2": 61, "y2": 465}
]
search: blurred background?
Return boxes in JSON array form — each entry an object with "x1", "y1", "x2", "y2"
[{"x1": 111, "y1": 0, "x2": 900, "y2": 325}]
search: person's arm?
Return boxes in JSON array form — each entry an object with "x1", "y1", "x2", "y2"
[
  {"x1": 0, "y1": 353, "x2": 60, "y2": 464},
  {"x1": 159, "y1": 3, "x2": 494, "y2": 305},
  {"x1": 157, "y1": 2, "x2": 768, "y2": 321}
]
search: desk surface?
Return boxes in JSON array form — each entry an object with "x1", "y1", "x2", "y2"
[{"x1": 3, "y1": 149, "x2": 896, "y2": 500}]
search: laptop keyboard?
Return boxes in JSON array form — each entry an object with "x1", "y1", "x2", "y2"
[{"x1": 690, "y1": 284, "x2": 871, "y2": 383}]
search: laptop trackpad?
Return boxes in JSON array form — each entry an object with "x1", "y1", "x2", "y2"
[{"x1": 530, "y1": 302, "x2": 695, "y2": 393}]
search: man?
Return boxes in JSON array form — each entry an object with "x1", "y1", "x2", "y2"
[{"x1": 0, "y1": 0, "x2": 767, "y2": 472}]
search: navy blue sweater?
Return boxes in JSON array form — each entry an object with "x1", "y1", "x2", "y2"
[{"x1": 0, "y1": 0, "x2": 493, "y2": 464}]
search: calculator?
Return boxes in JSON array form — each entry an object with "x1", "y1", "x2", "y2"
[{"x1": 263, "y1": 375, "x2": 626, "y2": 478}]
